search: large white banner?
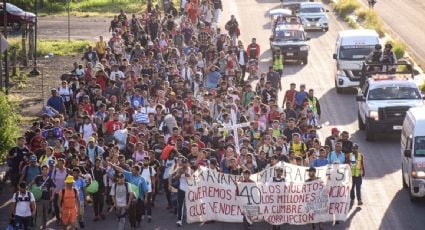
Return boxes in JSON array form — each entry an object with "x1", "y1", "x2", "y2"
[{"x1": 185, "y1": 163, "x2": 351, "y2": 224}]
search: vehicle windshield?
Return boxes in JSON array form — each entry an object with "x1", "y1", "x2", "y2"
[
  {"x1": 367, "y1": 86, "x2": 421, "y2": 100},
  {"x1": 300, "y1": 7, "x2": 324, "y2": 13},
  {"x1": 274, "y1": 30, "x2": 305, "y2": 41},
  {"x1": 5, "y1": 3, "x2": 23, "y2": 13},
  {"x1": 415, "y1": 137, "x2": 425, "y2": 157},
  {"x1": 338, "y1": 45, "x2": 374, "y2": 60}
]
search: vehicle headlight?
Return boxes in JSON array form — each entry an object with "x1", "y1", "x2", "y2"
[
  {"x1": 369, "y1": 110, "x2": 379, "y2": 121},
  {"x1": 412, "y1": 170, "x2": 425, "y2": 178},
  {"x1": 300, "y1": 46, "x2": 309, "y2": 51}
]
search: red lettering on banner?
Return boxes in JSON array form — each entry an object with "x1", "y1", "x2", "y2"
[
  {"x1": 207, "y1": 201, "x2": 242, "y2": 216},
  {"x1": 189, "y1": 203, "x2": 206, "y2": 217},
  {"x1": 328, "y1": 202, "x2": 349, "y2": 214},
  {"x1": 329, "y1": 185, "x2": 350, "y2": 198}
]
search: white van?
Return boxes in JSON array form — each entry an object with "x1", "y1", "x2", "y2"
[
  {"x1": 333, "y1": 29, "x2": 380, "y2": 93},
  {"x1": 401, "y1": 107, "x2": 425, "y2": 201}
]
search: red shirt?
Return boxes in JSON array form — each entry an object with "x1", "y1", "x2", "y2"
[
  {"x1": 82, "y1": 103, "x2": 94, "y2": 116},
  {"x1": 105, "y1": 120, "x2": 123, "y2": 135}
]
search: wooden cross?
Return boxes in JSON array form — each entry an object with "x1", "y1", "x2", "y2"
[{"x1": 219, "y1": 122, "x2": 251, "y2": 154}]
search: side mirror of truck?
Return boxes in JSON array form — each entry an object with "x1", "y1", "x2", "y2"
[
  {"x1": 333, "y1": 53, "x2": 337, "y2": 59},
  {"x1": 404, "y1": 149, "x2": 412, "y2": 158},
  {"x1": 356, "y1": 95, "x2": 365, "y2": 102}
]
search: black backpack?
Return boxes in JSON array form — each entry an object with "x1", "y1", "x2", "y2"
[
  {"x1": 113, "y1": 182, "x2": 131, "y2": 203},
  {"x1": 15, "y1": 191, "x2": 31, "y2": 203}
]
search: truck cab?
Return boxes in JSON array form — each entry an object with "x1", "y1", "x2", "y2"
[
  {"x1": 356, "y1": 63, "x2": 424, "y2": 141},
  {"x1": 401, "y1": 107, "x2": 425, "y2": 201},
  {"x1": 333, "y1": 29, "x2": 380, "y2": 93}
]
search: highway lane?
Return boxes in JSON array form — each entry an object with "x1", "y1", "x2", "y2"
[
  {"x1": 2, "y1": 0, "x2": 425, "y2": 229},
  {"x1": 358, "y1": 0, "x2": 425, "y2": 68}
]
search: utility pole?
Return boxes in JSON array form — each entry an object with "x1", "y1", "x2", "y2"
[
  {"x1": 3, "y1": 0, "x2": 9, "y2": 94},
  {"x1": 30, "y1": 0, "x2": 40, "y2": 76},
  {"x1": 67, "y1": 0, "x2": 70, "y2": 42}
]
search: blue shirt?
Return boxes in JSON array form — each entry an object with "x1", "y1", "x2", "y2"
[
  {"x1": 47, "y1": 96, "x2": 65, "y2": 113},
  {"x1": 123, "y1": 171, "x2": 149, "y2": 199},
  {"x1": 205, "y1": 71, "x2": 221, "y2": 89},
  {"x1": 327, "y1": 151, "x2": 346, "y2": 164},
  {"x1": 73, "y1": 177, "x2": 86, "y2": 201},
  {"x1": 295, "y1": 91, "x2": 308, "y2": 106},
  {"x1": 313, "y1": 158, "x2": 329, "y2": 167},
  {"x1": 130, "y1": 95, "x2": 144, "y2": 108}
]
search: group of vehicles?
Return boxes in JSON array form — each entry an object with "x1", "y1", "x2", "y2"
[
  {"x1": 330, "y1": 18, "x2": 425, "y2": 201},
  {"x1": 269, "y1": 1, "x2": 329, "y2": 64}
]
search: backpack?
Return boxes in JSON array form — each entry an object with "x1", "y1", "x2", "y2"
[
  {"x1": 60, "y1": 188, "x2": 78, "y2": 206},
  {"x1": 24, "y1": 165, "x2": 42, "y2": 182},
  {"x1": 113, "y1": 182, "x2": 131, "y2": 203},
  {"x1": 86, "y1": 146, "x2": 99, "y2": 158},
  {"x1": 15, "y1": 191, "x2": 31, "y2": 203}
]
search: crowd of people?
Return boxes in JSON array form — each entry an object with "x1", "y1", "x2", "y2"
[{"x1": 5, "y1": 0, "x2": 365, "y2": 230}]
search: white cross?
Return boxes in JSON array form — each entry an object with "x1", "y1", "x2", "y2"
[{"x1": 219, "y1": 121, "x2": 250, "y2": 154}]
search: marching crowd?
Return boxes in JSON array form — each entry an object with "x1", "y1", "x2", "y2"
[{"x1": 5, "y1": 0, "x2": 365, "y2": 230}]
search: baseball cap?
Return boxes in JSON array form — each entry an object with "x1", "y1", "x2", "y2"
[
  {"x1": 29, "y1": 155, "x2": 37, "y2": 162},
  {"x1": 89, "y1": 137, "x2": 96, "y2": 143},
  {"x1": 48, "y1": 159, "x2": 55, "y2": 166},
  {"x1": 331, "y1": 127, "x2": 340, "y2": 133}
]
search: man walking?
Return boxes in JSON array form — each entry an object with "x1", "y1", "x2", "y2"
[
  {"x1": 30, "y1": 165, "x2": 55, "y2": 230},
  {"x1": 58, "y1": 176, "x2": 80, "y2": 230},
  {"x1": 349, "y1": 144, "x2": 365, "y2": 206},
  {"x1": 110, "y1": 173, "x2": 134, "y2": 230},
  {"x1": 9, "y1": 182, "x2": 36, "y2": 230}
]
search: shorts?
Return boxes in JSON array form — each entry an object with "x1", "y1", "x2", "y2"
[{"x1": 61, "y1": 209, "x2": 77, "y2": 225}]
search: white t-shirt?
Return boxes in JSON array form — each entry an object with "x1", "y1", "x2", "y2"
[
  {"x1": 80, "y1": 123, "x2": 96, "y2": 143},
  {"x1": 12, "y1": 191, "x2": 35, "y2": 217},
  {"x1": 110, "y1": 183, "x2": 130, "y2": 207},
  {"x1": 163, "y1": 159, "x2": 175, "y2": 180},
  {"x1": 140, "y1": 166, "x2": 156, "y2": 193},
  {"x1": 58, "y1": 87, "x2": 73, "y2": 102},
  {"x1": 110, "y1": 70, "x2": 125, "y2": 81}
]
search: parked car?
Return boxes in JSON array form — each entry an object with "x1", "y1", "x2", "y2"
[{"x1": 0, "y1": 3, "x2": 36, "y2": 31}]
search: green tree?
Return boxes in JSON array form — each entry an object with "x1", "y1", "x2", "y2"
[{"x1": 0, "y1": 93, "x2": 20, "y2": 160}]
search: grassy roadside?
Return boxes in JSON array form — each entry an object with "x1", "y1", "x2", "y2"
[
  {"x1": 329, "y1": 0, "x2": 406, "y2": 56},
  {"x1": 39, "y1": 0, "x2": 147, "y2": 17},
  {"x1": 8, "y1": 38, "x2": 92, "y2": 57},
  {"x1": 34, "y1": 0, "x2": 179, "y2": 17}
]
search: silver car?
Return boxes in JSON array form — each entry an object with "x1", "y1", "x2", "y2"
[{"x1": 298, "y1": 2, "x2": 329, "y2": 31}]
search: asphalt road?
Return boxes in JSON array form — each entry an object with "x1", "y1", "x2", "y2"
[
  {"x1": 2, "y1": 0, "x2": 425, "y2": 229},
  {"x1": 358, "y1": 0, "x2": 425, "y2": 68}
]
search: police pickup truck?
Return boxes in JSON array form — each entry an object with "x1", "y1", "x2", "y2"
[
  {"x1": 356, "y1": 63, "x2": 424, "y2": 141},
  {"x1": 269, "y1": 16, "x2": 310, "y2": 64}
]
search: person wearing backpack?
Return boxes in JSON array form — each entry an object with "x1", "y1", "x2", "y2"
[
  {"x1": 7, "y1": 136, "x2": 30, "y2": 191},
  {"x1": 92, "y1": 157, "x2": 107, "y2": 221},
  {"x1": 139, "y1": 156, "x2": 156, "y2": 223},
  {"x1": 58, "y1": 81, "x2": 74, "y2": 117},
  {"x1": 20, "y1": 155, "x2": 42, "y2": 185},
  {"x1": 30, "y1": 165, "x2": 56, "y2": 230},
  {"x1": 72, "y1": 167, "x2": 87, "y2": 229},
  {"x1": 86, "y1": 137, "x2": 105, "y2": 163},
  {"x1": 110, "y1": 173, "x2": 135, "y2": 230},
  {"x1": 9, "y1": 182, "x2": 36, "y2": 230},
  {"x1": 58, "y1": 175, "x2": 80, "y2": 230},
  {"x1": 109, "y1": 163, "x2": 149, "y2": 228}
]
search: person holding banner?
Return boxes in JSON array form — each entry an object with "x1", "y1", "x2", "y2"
[
  {"x1": 236, "y1": 169, "x2": 255, "y2": 230},
  {"x1": 305, "y1": 167, "x2": 324, "y2": 230},
  {"x1": 175, "y1": 158, "x2": 192, "y2": 227}
]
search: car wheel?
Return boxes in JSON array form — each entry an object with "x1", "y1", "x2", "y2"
[
  {"x1": 358, "y1": 112, "x2": 365, "y2": 130},
  {"x1": 402, "y1": 166, "x2": 408, "y2": 189},
  {"x1": 335, "y1": 80, "x2": 343, "y2": 94},
  {"x1": 12, "y1": 22, "x2": 21, "y2": 31},
  {"x1": 365, "y1": 121, "x2": 375, "y2": 141},
  {"x1": 409, "y1": 178, "x2": 418, "y2": 202},
  {"x1": 302, "y1": 57, "x2": 308, "y2": 65}
]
